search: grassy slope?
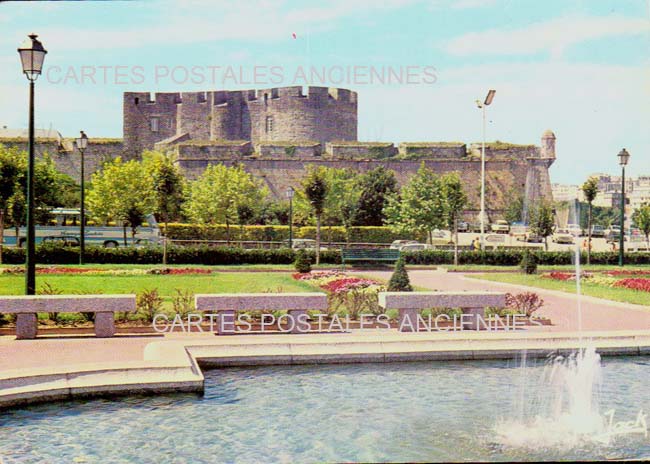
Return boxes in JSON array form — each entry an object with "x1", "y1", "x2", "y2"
[{"x1": 471, "y1": 273, "x2": 650, "y2": 306}]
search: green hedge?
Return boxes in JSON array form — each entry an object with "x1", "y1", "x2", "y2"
[
  {"x1": 164, "y1": 223, "x2": 424, "y2": 243},
  {"x1": 1, "y1": 245, "x2": 648, "y2": 266},
  {"x1": 0, "y1": 245, "x2": 342, "y2": 265}
]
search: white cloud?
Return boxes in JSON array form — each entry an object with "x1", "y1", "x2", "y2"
[
  {"x1": 445, "y1": 15, "x2": 650, "y2": 58},
  {"x1": 2, "y1": 0, "x2": 417, "y2": 52}
]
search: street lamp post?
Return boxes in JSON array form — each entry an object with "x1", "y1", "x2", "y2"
[
  {"x1": 286, "y1": 186, "x2": 295, "y2": 249},
  {"x1": 617, "y1": 148, "x2": 630, "y2": 267},
  {"x1": 17, "y1": 34, "x2": 47, "y2": 295},
  {"x1": 75, "y1": 131, "x2": 88, "y2": 265},
  {"x1": 476, "y1": 89, "x2": 496, "y2": 251}
]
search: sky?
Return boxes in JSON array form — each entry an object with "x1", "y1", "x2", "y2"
[{"x1": 1, "y1": 0, "x2": 649, "y2": 184}]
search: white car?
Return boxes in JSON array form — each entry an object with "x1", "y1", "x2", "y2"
[
  {"x1": 399, "y1": 243, "x2": 434, "y2": 252},
  {"x1": 567, "y1": 224, "x2": 583, "y2": 237},
  {"x1": 490, "y1": 220, "x2": 510, "y2": 234},
  {"x1": 552, "y1": 229, "x2": 574, "y2": 244},
  {"x1": 286, "y1": 239, "x2": 328, "y2": 251},
  {"x1": 389, "y1": 240, "x2": 418, "y2": 250}
]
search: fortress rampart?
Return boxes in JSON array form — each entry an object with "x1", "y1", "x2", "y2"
[
  {"x1": 0, "y1": 87, "x2": 556, "y2": 220},
  {"x1": 123, "y1": 86, "x2": 358, "y2": 157}
]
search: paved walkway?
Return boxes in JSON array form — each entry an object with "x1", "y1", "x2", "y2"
[{"x1": 359, "y1": 269, "x2": 650, "y2": 332}]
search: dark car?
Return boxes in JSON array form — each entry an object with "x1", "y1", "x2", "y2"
[
  {"x1": 42, "y1": 235, "x2": 80, "y2": 247},
  {"x1": 590, "y1": 225, "x2": 605, "y2": 237}
]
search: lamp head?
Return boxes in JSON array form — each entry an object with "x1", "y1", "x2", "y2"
[
  {"x1": 617, "y1": 148, "x2": 630, "y2": 167},
  {"x1": 75, "y1": 131, "x2": 88, "y2": 150},
  {"x1": 285, "y1": 186, "x2": 295, "y2": 199},
  {"x1": 484, "y1": 89, "x2": 496, "y2": 106},
  {"x1": 17, "y1": 34, "x2": 47, "y2": 81}
]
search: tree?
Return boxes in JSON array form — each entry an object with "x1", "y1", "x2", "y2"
[
  {"x1": 143, "y1": 151, "x2": 184, "y2": 233},
  {"x1": 86, "y1": 157, "x2": 157, "y2": 245},
  {"x1": 322, "y1": 168, "x2": 360, "y2": 244},
  {"x1": 236, "y1": 204, "x2": 255, "y2": 246},
  {"x1": 529, "y1": 201, "x2": 555, "y2": 251},
  {"x1": 302, "y1": 167, "x2": 328, "y2": 264},
  {"x1": 184, "y1": 164, "x2": 266, "y2": 243},
  {"x1": 581, "y1": 177, "x2": 599, "y2": 264},
  {"x1": 0, "y1": 146, "x2": 22, "y2": 263},
  {"x1": 384, "y1": 164, "x2": 446, "y2": 243},
  {"x1": 442, "y1": 173, "x2": 467, "y2": 266},
  {"x1": 387, "y1": 257, "x2": 412, "y2": 291},
  {"x1": 355, "y1": 166, "x2": 398, "y2": 226},
  {"x1": 504, "y1": 187, "x2": 524, "y2": 224},
  {"x1": 632, "y1": 204, "x2": 650, "y2": 249}
]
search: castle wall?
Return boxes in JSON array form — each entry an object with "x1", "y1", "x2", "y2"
[
  {"x1": 398, "y1": 143, "x2": 466, "y2": 159},
  {"x1": 0, "y1": 139, "x2": 125, "y2": 181},
  {"x1": 123, "y1": 92, "x2": 180, "y2": 157},
  {"x1": 123, "y1": 87, "x2": 358, "y2": 155}
]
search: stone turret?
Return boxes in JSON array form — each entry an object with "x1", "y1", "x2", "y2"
[{"x1": 540, "y1": 129, "x2": 556, "y2": 159}]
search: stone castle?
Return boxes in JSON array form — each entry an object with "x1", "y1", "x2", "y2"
[{"x1": 0, "y1": 86, "x2": 555, "y2": 219}]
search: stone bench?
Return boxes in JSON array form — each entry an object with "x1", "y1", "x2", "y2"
[
  {"x1": 378, "y1": 291, "x2": 506, "y2": 332},
  {"x1": 195, "y1": 293, "x2": 328, "y2": 334},
  {"x1": 0, "y1": 295, "x2": 136, "y2": 339}
]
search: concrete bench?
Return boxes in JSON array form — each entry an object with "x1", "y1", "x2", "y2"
[
  {"x1": 195, "y1": 293, "x2": 328, "y2": 334},
  {"x1": 378, "y1": 291, "x2": 506, "y2": 331},
  {"x1": 0, "y1": 295, "x2": 136, "y2": 339}
]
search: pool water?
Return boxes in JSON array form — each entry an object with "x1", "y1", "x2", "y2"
[{"x1": 1, "y1": 357, "x2": 649, "y2": 463}]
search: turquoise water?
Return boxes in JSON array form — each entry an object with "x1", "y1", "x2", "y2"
[{"x1": 1, "y1": 357, "x2": 649, "y2": 463}]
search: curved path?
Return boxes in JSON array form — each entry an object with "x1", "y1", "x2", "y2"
[{"x1": 358, "y1": 269, "x2": 650, "y2": 332}]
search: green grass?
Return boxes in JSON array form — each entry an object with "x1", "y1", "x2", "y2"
[
  {"x1": 0, "y1": 273, "x2": 315, "y2": 300},
  {"x1": 470, "y1": 273, "x2": 650, "y2": 306},
  {"x1": 443, "y1": 264, "x2": 650, "y2": 272}
]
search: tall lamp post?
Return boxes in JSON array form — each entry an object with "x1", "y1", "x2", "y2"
[
  {"x1": 75, "y1": 131, "x2": 88, "y2": 265},
  {"x1": 18, "y1": 34, "x2": 47, "y2": 295},
  {"x1": 617, "y1": 148, "x2": 630, "y2": 266},
  {"x1": 286, "y1": 186, "x2": 295, "y2": 249},
  {"x1": 476, "y1": 89, "x2": 496, "y2": 251}
]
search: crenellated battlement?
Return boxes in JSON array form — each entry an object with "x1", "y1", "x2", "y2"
[{"x1": 123, "y1": 86, "x2": 358, "y2": 154}]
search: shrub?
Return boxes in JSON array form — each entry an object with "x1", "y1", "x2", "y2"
[
  {"x1": 387, "y1": 257, "x2": 412, "y2": 292},
  {"x1": 519, "y1": 252, "x2": 538, "y2": 274},
  {"x1": 505, "y1": 292, "x2": 545, "y2": 317},
  {"x1": 136, "y1": 288, "x2": 163, "y2": 322},
  {"x1": 294, "y1": 250, "x2": 312, "y2": 273},
  {"x1": 37, "y1": 282, "x2": 63, "y2": 322},
  {"x1": 172, "y1": 288, "x2": 195, "y2": 317}
]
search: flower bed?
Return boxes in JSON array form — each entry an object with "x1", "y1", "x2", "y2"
[
  {"x1": 293, "y1": 271, "x2": 386, "y2": 318},
  {"x1": 0, "y1": 266, "x2": 214, "y2": 276},
  {"x1": 614, "y1": 278, "x2": 650, "y2": 292}
]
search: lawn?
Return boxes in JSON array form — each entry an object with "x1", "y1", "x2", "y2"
[
  {"x1": 470, "y1": 273, "x2": 650, "y2": 306},
  {"x1": 0, "y1": 272, "x2": 315, "y2": 301}
]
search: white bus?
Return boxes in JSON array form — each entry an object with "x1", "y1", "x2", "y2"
[{"x1": 2, "y1": 208, "x2": 161, "y2": 248}]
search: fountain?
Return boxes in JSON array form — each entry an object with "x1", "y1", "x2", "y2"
[{"x1": 493, "y1": 201, "x2": 648, "y2": 452}]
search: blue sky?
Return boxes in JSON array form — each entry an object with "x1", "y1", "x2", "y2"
[{"x1": 1, "y1": 0, "x2": 649, "y2": 183}]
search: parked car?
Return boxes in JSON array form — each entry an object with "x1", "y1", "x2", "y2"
[
  {"x1": 510, "y1": 223, "x2": 529, "y2": 241},
  {"x1": 457, "y1": 222, "x2": 469, "y2": 232},
  {"x1": 389, "y1": 240, "x2": 418, "y2": 250},
  {"x1": 567, "y1": 224, "x2": 583, "y2": 237},
  {"x1": 490, "y1": 220, "x2": 510, "y2": 234},
  {"x1": 552, "y1": 229, "x2": 574, "y2": 244},
  {"x1": 283, "y1": 239, "x2": 328, "y2": 251},
  {"x1": 606, "y1": 231, "x2": 627, "y2": 243},
  {"x1": 590, "y1": 225, "x2": 605, "y2": 237},
  {"x1": 42, "y1": 235, "x2": 80, "y2": 247},
  {"x1": 399, "y1": 243, "x2": 434, "y2": 252},
  {"x1": 524, "y1": 232, "x2": 544, "y2": 243}
]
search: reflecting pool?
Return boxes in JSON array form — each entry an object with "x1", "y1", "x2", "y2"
[{"x1": 1, "y1": 357, "x2": 649, "y2": 463}]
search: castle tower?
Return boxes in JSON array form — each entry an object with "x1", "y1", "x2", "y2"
[{"x1": 540, "y1": 129, "x2": 556, "y2": 159}]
